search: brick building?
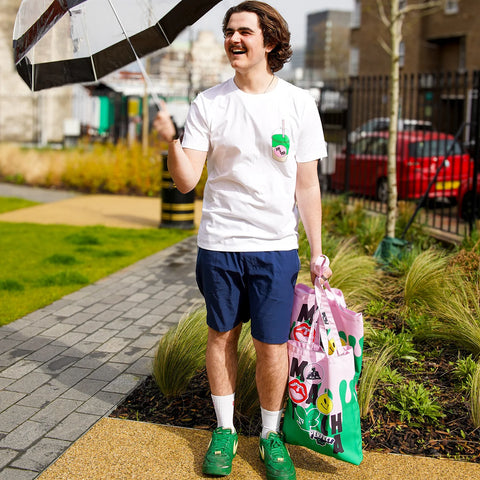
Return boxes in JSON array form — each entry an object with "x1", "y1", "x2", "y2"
[
  {"x1": 305, "y1": 10, "x2": 351, "y2": 82},
  {"x1": 350, "y1": 0, "x2": 480, "y2": 76}
]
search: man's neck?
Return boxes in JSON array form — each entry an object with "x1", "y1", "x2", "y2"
[{"x1": 233, "y1": 71, "x2": 276, "y2": 95}]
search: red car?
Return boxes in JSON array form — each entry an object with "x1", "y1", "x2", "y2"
[{"x1": 330, "y1": 131, "x2": 473, "y2": 203}]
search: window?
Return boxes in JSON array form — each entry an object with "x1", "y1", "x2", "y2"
[
  {"x1": 351, "y1": 1, "x2": 361, "y2": 28},
  {"x1": 399, "y1": 41, "x2": 405, "y2": 68},
  {"x1": 408, "y1": 139, "x2": 463, "y2": 158},
  {"x1": 368, "y1": 137, "x2": 388, "y2": 156},
  {"x1": 445, "y1": 0, "x2": 459, "y2": 14},
  {"x1": 349, "y1": 47, "x2": 359, "y2": 76},
  {"x1": 459, "y1": 37, "x2": 466, "y2": 71},
  {"x1": 351, "y1": 137, "x2": 370, "y2": 155}
]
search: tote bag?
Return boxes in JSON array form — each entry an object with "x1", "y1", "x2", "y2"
[
  {"x1": 322, "y1": 283, "x2": 364, "y2": 385},
  {"x1": 283, "y1": 279, "x2": 363, "y2": 465}
]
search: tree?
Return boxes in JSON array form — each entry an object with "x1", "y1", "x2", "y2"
[{"x1": 376, "y1": 0, "x2": 450, "y2": 238}]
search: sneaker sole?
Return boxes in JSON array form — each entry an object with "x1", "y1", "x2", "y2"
[{"x1": 202, "y1": 463, "x2": 233, "y2": 476}]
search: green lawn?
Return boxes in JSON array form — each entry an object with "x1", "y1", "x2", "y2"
[
  {"x1": 0, "y1": 196, "x2": 40, "y2": 213},
  {"x1": 0, "y1": 222, "x2": 191, "y2": 325}
]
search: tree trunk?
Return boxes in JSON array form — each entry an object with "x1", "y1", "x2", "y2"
[{"x1": 386, "y1": 0, "x2": 401, "y2": 238}]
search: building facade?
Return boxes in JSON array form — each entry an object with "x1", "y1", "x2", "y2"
[
  {"x1": 305, "y1": 10, "x2": 351, "y2": 83},
  {"x1": 350, "y1": 0, "x2": 480, "y2": 77}
]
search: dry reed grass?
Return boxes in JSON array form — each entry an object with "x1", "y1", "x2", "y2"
[{"x1": 0, "y1": 143, "x2": 65, "y2": 185}]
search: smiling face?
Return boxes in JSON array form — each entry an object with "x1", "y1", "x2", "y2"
[{"x1": 223, "y1": 11, "x2": 273, "y2": 76}]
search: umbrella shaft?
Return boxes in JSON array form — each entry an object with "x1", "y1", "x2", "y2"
[{"x1": 105, "y1": 0, "x2": 162, "y2": 110}]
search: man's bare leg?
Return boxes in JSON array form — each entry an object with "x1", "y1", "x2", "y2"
[
  {"x1": 206, "y1": 324, "x2": 242, "y2": 396},
  {"x1": 252, "y1": 339, "x2": 288, "y2": 412}
]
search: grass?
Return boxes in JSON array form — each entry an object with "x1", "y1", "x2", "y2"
[
  {"x1": 471, "y1": 362, "x2": 480, "y2": 428},
  {"x1": 358, "y1": 345, "x2": 395, "y2": 418},
  {"x1": 0, "y1": 222, "x2": 191, "y2": 325},
  {"x1": 153, "y1": 305, "x2": 208, "y2": 398},
  {"x1": 0, "y1": 196, "x2": 40, "y2": 213}
]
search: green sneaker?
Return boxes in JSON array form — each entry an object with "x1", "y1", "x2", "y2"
[
  {"x1": 202, "y1": 427, "x2": 238, "y2": 476},
  {"x1": 259, "y1": 432, "x2": 296, "y2": 480}
]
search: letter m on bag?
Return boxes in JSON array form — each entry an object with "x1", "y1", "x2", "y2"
[
  {"x1": 297, "y1": 303, "x2": 316, "y2": 325},
  {"x1": 289, "y1": 357, "x2": 308, "y2": 381}
]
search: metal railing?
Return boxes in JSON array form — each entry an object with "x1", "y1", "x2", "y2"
[{"x1": 319, "y1": 70, "x2": 479, "y2": 240}]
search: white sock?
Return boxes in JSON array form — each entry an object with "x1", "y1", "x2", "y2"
[
  {"x1": 211, "y1": 393, "x2": 235, "y2": 431},
  {"x1": 261, "y1": 407, "x2": 283, "y2": 439}
]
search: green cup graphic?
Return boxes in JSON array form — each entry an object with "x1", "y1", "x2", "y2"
[{"x1": 272, "y1": 133, "x2": 290, "y2": 162}]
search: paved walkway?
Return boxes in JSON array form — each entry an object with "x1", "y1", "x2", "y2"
[
  {"x1": 1, "y1": 183, "x2": 480, "y2": 479},
  {"x1": 0, "y1": 230, "x2": 202, "y2": 479}
]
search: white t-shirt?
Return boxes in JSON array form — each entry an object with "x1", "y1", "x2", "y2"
[{"x1": 182, "y1": 77, "x2": 327, "y2": 252}]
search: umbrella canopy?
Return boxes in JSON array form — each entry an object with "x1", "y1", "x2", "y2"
[{"x1": 13, "y1": 0, "x2": 223, "y2": 91}]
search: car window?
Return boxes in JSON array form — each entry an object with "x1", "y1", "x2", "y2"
[
  {"x1": 408, "y1": 139, "x2": 463, "y2": 157},
  {"x1": 351, "y1": 137, "x2": 372, "y2": 154},
  {"x1": 405, "y1": 123, "x2": 433, "y2": 132},
  {"x1": 368, "y1": 137, "x2": 388, "y2": 155}
]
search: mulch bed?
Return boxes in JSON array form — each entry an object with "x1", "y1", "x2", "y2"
[{"x1": 110, "y1": 346, "x2": 480, "y2": 463}]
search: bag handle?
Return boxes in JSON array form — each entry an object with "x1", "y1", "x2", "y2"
[
  {"x1": 313, "y1": 277, "x2": 345, "y2": 356},
  {"x1": 305, "y1": 287, "x2": 330, "y2": 352}
]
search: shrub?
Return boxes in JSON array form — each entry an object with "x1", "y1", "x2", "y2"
[
  {"x1": 366, "y1": 328, "x2": 418, "y2": 361},
  {"x1": 358, "y1": 345, "x2": 395, "y2": 418},
  {"x1": 153, "y1": 305, "x2": 208, "y2": 398},
  {"x1": 385, "y1": 381, "x2": 445, "y2": 426},
  {"x1": 235, "y1": 324, "x2": 259, "y2": 419},
  {"x1": 422, "y1": 269, "x2": 480, "y2": 356},
  {"x1": 470, "y1": 361, "x2": 480, "y2": 428},
  {"x1": 454, "y1": 354, "x2": 478, "y2": 392},
  {"x1": 403, "y1": 248, "x2": 449, "y2": 309},
  {"x1": 61, "y1": 141, "x2": 163, "y2": 196},
  {"x1": 355, "y1": 214, "x2": 385, "y2": 255},
  {"x1": 327, "y1": 239, "x2": 384, "y2": 310}
]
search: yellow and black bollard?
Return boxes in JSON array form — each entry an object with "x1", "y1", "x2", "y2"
[{"x1": 160, "y1": 156, "x2": 195, "y2": 229}]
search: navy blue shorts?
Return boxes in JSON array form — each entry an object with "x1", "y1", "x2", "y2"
[{"x1": 196, "y1": 248, "x2": 300, "y2": 344}]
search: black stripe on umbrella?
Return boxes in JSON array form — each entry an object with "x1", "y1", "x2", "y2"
[{"x1": 14, "y1": 0, "x2": 88, "y2": 65}]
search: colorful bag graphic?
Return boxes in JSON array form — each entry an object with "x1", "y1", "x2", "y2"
[
  {"x1": 323, "y1": 283, "x2": 364, "y2": 385},
  {"x1": 283, "y1": 278, "x2": 364, "y2": 465}
]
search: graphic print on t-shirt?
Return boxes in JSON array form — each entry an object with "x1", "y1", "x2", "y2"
[{"x1": 271, "y1": 121, "x2": 290, "y2": 162}]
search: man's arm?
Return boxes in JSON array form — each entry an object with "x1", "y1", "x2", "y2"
[
  {"x1": 153, "y1": 102, "x2": 207, "y2": 194},
  {"x1": 167, "y1": 141, "x2": 207, "y2": 194},
  {"x1": 295, "y1": 160, "x2": 332, "y2": 283}
]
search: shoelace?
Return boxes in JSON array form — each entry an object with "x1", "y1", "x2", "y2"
[
  {"x1": 266, "y1": 435, "x2": 287, "y2": 461},
  {"x1": 212, "y1": 429, "x2": 233, "y2": 455}
]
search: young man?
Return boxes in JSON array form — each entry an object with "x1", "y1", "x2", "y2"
[{"x1": 154, "y1": 2, "x2": 331, "y2": 479}]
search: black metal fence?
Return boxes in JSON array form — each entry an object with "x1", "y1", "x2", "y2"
[{"x1": 318, "y1": 71, "x2": 480, "y2": 240}]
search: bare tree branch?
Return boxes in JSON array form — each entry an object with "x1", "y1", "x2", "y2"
[
  {"x1": 378, "y1": 36, "x2": 392, "y2": 56},
  {"x1": 402, "y1": 0, "x2": 443, "y2": 16},
  {"x1": 376, "y1": 0, "x2": 390, "y2": 27}
]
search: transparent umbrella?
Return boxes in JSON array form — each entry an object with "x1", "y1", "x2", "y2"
[{"x1": 13, "y1": 0, "x2": 223, "y2": 92}]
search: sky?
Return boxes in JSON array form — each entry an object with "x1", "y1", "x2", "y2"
[{"x1": 180, "y1": 0, "x2": 354, "y2": 48}]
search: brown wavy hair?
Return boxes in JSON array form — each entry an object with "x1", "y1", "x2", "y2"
[{"x1": 222, "y1": 1, "x2": 292, "y2": 73}]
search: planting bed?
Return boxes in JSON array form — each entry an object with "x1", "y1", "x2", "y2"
[{"x1": 111, "y1": 342, "x2": 480, "y2": 463}]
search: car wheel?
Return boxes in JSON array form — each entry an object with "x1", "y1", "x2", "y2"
[
  {"x1": 376, "y1": 178, "x2": 388, "y2": 203},
  {"x1": 460, "y1": 191, "x2": 480, "y2": 221}
]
